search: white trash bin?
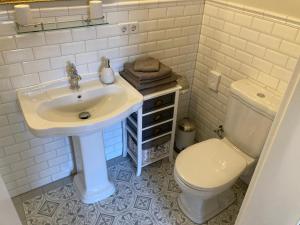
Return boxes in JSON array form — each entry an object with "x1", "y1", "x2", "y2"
[{"x1": 175, "y1": 118, "x2": 196, "y2": 152}]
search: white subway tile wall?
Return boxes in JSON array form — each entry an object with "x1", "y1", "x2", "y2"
[
  {"x1": 0, "y1": 0, "x2": 203, "y2": 196},
  {"x1": 190, "y1": 0, "x2": 300, "y2": 141}
]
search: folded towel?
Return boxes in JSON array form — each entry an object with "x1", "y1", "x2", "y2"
[
  {"x1": 124, "y1": 62, "x2": 172, "y2": 81},
  {"x1": 125, "y1": 69, "x2": 171, "y2": 84},
  {"x1": 140, "y1": 82, "x2": 177, "y2": 95},
  {"x1": 134, "y1": 57, "x2": 160, "y2": 72},
  {"x1": 120, "y1": 71, "x2": 178, "y2": 90}
]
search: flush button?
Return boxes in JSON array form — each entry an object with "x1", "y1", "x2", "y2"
[{"x1": 257, "y1": 92, "x2": 265, "y2": 98}]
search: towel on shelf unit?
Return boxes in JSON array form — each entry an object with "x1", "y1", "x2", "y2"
[
  {"x1": 120, "y1": 71, "x2": 179, "y2": 90},
  {"x1": 133, "y1": 56, "x2": 160, "y2": 72},
  {"x1": 124, "y1": 62, "x2": 172, "y2": 81},
  {"x1": 120, "y1": 56, "x2": 180, "y2": 95}
]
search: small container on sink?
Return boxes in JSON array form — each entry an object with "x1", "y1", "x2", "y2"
[{"x1": 100, "y1": 58, "x2": 115, "y2": 84}]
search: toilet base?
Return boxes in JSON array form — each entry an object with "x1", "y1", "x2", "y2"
[{"x1": 178, "y1": 188, "x2": 235, "y2": 224}]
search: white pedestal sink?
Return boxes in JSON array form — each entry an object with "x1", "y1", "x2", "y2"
[
  {"x1": 18, "y1": 73, "x2": 143, "y2": 204},
  {"x1": 72, "y1": 131, "x2": 115, "y2": 203}
]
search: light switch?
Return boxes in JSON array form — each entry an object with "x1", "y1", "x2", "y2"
[{"x1": 208, "y1": 70, "x2": 221, "y2": 92}]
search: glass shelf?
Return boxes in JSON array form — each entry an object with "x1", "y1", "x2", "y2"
[{"x1": 15, "y1": 17, "x2": 108, "y2": 34}]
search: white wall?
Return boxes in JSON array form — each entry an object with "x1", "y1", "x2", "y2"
[
  {"x1": 0, "y1": 0, "x2": 203, "y2": 196},
  {"x1": 190, "y1": 0, "x2": 300, "y2": 141},
  {"x1": 235, "y1": 59, "x2": 300, "y2": 225}
]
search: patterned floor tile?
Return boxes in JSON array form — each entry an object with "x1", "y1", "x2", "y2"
[
  {"x1": 151, "y1": 193, "x2": 189, "y2": 225},
  {"x1": 166, "y1": 178, "x2": 181, "y2": 193},
  {"x1": 107, "y1": 165, "x2": 118, "y2": 181},
  {"x1": 26, "y1": 216, "x2": 53, "y2": 225},
  {"x1": 115, "y1": 210, "x2": 155, "y2": 225},
  {"x1": 23, "y1": 195, "x2": 45, "y2": 217},
  {"x1": 15, "y1": 157, "x2": 247, "y2": 225},
  {"x1": 55, "y1": 199, "x2": 98, "y2": 225},
  {"x1": 96, "y1": 182, "x2": 134, "y2": 214},
  {"x1": 134, "y1": 195, "x2": 152, "y2": 210},
  {"x1": 116, "y1": 169, "x2": 133, "y2": 182},
  {"x1": 132, "y1": 169, "x2": 166, "y2": 195},
  {"x1": 45, "y1": 183, "x2": 76, "y2": 202},
  {"x1": 96, "y1": 213, "x2": 115, "y2": 225},
  {"x1": 37, "y1": 200, "x2": 59, "y2": 217}
]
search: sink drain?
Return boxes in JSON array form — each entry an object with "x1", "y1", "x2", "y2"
[{"x1": 79, "y1": 112, "x2": 91, "y2": 120}]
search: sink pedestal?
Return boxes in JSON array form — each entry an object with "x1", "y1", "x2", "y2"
[{"x1": 72, "y1": 130, "x2": 115, "y2": 204}]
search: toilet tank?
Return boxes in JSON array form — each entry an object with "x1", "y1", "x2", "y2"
[{"x1": 224, "y1": 79, "x2": 281, "y2": 158}]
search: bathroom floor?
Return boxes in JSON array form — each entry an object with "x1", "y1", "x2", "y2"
[{"x1": 12, "y1": 156, "x2": 247, "y2": 225}]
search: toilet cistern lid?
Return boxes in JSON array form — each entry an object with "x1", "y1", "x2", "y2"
[{"x1": 175, "y1": 139, "x2": 247, "y2": 190}]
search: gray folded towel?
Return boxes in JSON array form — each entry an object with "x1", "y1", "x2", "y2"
[
  {"x1": 124, "y1": 62, "x2": 172, "y2": 81},
  {"x1": 140, "y1": 82, "x2": 177, "y2": 95},
  {"x1": 125, "y1": 69, "x2": 171, "y2": 84},
  {"x1": 120, "y1": 71, "x2": 178, "y2": 90},
  {"x1": 134, "y1": 57, "x2": 160, "y2": 72}
]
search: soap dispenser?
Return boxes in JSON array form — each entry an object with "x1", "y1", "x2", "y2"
[{"x1": 100, "y1": 57, "x2": 115, "y2": 84}]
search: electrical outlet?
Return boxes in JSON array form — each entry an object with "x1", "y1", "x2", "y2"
[
  {"x1": 118, "y1": 23, "x2": 129, "y2": 34},
  {"x1": 129, "y1": 22, "x2": 138, "y2": 33},
  {"x1": 118, "y1": 22, "x2": 139, "y2": 34}
]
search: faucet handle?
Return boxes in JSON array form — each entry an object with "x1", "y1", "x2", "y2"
[
  {"x1": 76, "y1": 74, "x2": 82, "y2": 80},
  {"x1": 66, "y1": 61, "x2": 78, "y2": 76}
]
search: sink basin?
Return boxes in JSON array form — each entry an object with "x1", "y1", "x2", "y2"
[
  {"x1": 18, "y1": 73, "x2": 143, "y2": 204},
  {"x1": 18, "y1": 74, "x2": 143, "y2": 136},
  {"x1": 38, "y1": 86, "x2": 128, "y2": 122}
]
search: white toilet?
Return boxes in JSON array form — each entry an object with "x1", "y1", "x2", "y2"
[{"x1": 174, "y1": 79, "x2": 281, "y2": 224}]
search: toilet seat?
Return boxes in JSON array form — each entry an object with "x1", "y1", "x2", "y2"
[{"x1": 174, "y1": 138, "x2": 247, "y2": 192}]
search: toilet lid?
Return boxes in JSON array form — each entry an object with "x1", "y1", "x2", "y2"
[{"x1": 175, "y1": 138, "x2": 247, "y2": 191}]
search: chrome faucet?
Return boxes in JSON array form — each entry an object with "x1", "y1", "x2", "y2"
[{"x1": 66, "y1": 61, "x2": 81, "y2": 90}]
